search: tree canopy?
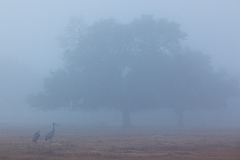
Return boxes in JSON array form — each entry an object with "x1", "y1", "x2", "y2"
[{"x1": 29, "y1": 16, "x2": 239, "y2": 126}]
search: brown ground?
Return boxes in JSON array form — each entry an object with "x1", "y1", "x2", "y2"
[{"x1": 0, "y1": 128, "x2": 240, "y2": 160}]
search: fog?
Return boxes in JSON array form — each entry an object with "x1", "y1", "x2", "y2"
[{"x1": 0, "y1": 0, "x2": 240, "y2": 129}]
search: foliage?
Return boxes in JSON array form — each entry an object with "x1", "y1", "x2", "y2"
[{"x1": 29, "y1": 15, "x2": 239, "y2": 115}]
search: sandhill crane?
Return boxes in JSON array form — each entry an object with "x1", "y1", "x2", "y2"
[
  {"x1": 45, "y1": 123, "x2": 56, "y2": 142},
  {"x1": 32, "y1": 130, "x2": 40, "y2": 143}
]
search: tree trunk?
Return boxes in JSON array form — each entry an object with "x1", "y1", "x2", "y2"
[{"x1": 121, "y1": 108, "x2": 132, "y2": 128}]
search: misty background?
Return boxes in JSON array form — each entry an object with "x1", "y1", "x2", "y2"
[{"x1": 0, "y1": 0, "x2": 240, "y2": 128}]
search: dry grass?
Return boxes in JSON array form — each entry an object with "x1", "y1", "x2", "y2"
[{"x1": 0, "y1": 128, "x2": 240, "y2": 160}]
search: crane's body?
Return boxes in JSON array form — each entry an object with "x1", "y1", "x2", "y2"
[
  {"x1": 32, "y1": 130, "x2": 40, "y2": 143},
  {"x1": 45, "y1": 123, "x2": 56, "y2": 142}
]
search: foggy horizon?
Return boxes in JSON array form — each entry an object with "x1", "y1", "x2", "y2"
[
  {"x1": 1, "y1": 1, "x2": 240, "y2": 159},
  {"x1": 1, "y1": 0, "x2": 240, "y2": 127}
]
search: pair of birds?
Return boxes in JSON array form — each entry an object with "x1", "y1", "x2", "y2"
[{"x1": 32, "y1": 123, "x2": 56, "y2": 143}]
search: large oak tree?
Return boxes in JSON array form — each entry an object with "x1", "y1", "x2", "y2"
[{"x1": 29, "y1": 16, "x2": 239, "y2": 127}]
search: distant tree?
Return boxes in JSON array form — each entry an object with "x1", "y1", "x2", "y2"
[
  {"x1": 167, "y1": 51, "x2": 239, "y2": 127},
  {"x1": 29, "y1": 15, "x2": 239, "y2": 127}
]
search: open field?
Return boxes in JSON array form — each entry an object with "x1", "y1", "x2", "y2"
[{"x1": 0, "y1": 127, "x2": 240, "y2": 160}]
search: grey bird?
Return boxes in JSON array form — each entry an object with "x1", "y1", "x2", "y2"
[
  {"x1": 45, "y1": 123, "x2": 56, "y2": 142},
  {"x1": 32, "y1": 130, "x2": 41, "y2": 143}
]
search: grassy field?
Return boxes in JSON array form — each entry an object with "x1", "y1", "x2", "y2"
[{"x1": 0, "y1": 127, "x2": 240, "y2": 160}]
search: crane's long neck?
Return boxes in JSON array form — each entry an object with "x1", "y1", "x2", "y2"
[{"x1": 52, "y1": 124, "x2": 55, "y2": 133}]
